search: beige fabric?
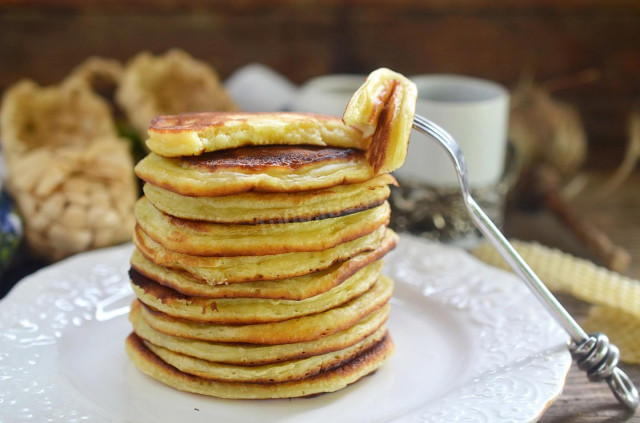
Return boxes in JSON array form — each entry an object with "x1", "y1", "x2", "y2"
[
  {"x1": 583, "y1": 306, "x2": 640, "y2": 364},
  {"x1": 0, "y1": 79, "x2": 137, "y2": 261},
  {"x1": 115, "y1": 49, "x2": 236, "y2": 139}
]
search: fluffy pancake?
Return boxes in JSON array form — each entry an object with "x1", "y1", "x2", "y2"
[
  {"x1": 145, "y1": 112, "x2": 369, "y2": 158},
  {"x1": 143, "y1": 326, "x2": 387, "y2": 383},
  {"x1": 134, "y1": 146, "x2": 376, "y2": 197},
  {"x1": 138, "y1": 276, "x2": 393, "y2": 344},
  {"x1": 129, "y1": 235, "x2": 395, "y2": 299},
  {"x1": 134, "y1": 225, "x2": 393, "y2": 284},
  {"x1": 129, "y1": 300, "x2": 390, "y2": 365},
  {"x1": 125, "y1": 331, "x2": 394, "y2": 399},
  {"x1": 135, "y1": 197, "x2": 390, "y2": 257},
  {"x1": 130, "y1": 259, "x2": 382, "y2": 324},
  {"x1": 343, "y1": 68, "x2": 417, "y2": 174},
  {"x1": 142, "y1": 173, "x2": 395, "y2": 224}
]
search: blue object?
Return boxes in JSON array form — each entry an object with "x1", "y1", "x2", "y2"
[{"x1": 0, "y1": 188, "x2": 22, "y2": 270}]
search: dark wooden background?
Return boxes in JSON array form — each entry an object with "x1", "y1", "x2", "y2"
[{"x1": 1, "y1": 0, "x2": 639, "y2": 167}]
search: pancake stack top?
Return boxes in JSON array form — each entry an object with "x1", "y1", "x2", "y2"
[{"x1": 125, "y1": 69, "x2": 417, "y2": 399}]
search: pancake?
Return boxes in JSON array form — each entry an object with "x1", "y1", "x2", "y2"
[
  {"x1": 142, "y1": 173, "x2": 395, "y2": 224},
  {"x1": 135, "y1": 197, "x2": 390, "y2": 257},
  {"x1": 143, "y1": 325, "x2": 387, "y2": 383},
  {"x1": 138, "y1": 276, "x2": 393, "y2": 344},
  {"x1": 129, "y1": 234, "x2": 395, "y2": 299},
  {"x1": 130, "y1": 259, "x2": 382, "y2": 324},
  {"x1": 145, "y1": 112, "x2": 369, "y2": 158},
  {"x1": 134, "y1": 147, "x2": 376, "y2": 197},
  {"x1": 125, "y1": 331, "x2": 394, "y2": 399},
  {"x1": 129, "y1": 300, "x2": 390, "y2": 365},
  {"x1": 134, "y1": 225, "x2": 393, "y2": 284},
  {"x1": 343, "y1": 68, "x2": 417, "y2": 174}
]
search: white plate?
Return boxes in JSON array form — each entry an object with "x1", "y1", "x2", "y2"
[{"x1": 0, "y1": 236, "x2": 571, "y2": 422}]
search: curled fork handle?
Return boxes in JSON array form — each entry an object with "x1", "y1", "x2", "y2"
[{"x1": 412, "y1": 114, "x2": 639, "y2": 411}]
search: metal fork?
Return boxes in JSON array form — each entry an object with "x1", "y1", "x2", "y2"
[{"x1": 412, "y1": 113, "x2": 639, "y2": 411}]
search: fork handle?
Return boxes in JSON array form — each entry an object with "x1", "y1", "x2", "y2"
[
  {"x1": 467, "y1": 197, "x2": 638, "y2": 411},
  {"x1": 412, "y1": 115, "x2": 639, "y2": 411}
]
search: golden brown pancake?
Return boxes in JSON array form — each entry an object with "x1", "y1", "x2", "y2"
[
  {"x1": 133, "y1": 225, "x2": 393, "y2": 285},
  {"x1": 125, "y1": 331, "x2": 394, "y2": 399},
  {"x1": 134, "y1": 146, "x2": 375, "y2": 197},
  {"x1": 135, "y1": 196, "x2": 390, "y2": 257},
  {"x1": 129, "y1": 234, "x2": 395, "y2": 299},
  {"x1": 145, "y1": 112, "x2": 369, "y2": 158},
  {"x1": 129, "y1": 300, "x2": 390, "y2": 365},
  {"x1": 343, "y1": 68, "x2": 417, "y2": 174},
  {"x1": 138, "y1": 276, "x2": 393, "y2": 344},
  {"x1": 142, "y1": 173, "x2": 395, "y2": 224},
  {"x1": 183, "y1": 144, "x2": 359, "y2": 172},
  {"x1": 143, "y1": 326, "x2": 387, "y2": 384},
  {"x1": 130, "y1": 259, "x2": 382, "y2": 324}
]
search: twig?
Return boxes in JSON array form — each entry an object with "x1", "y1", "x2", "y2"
[{"x1": 522, "y1": 165, "x2": 631, "y2": 273}]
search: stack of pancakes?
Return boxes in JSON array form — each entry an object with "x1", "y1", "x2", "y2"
[{"x1": 125, "y1": 112, "x2": 399, "y2": 399}]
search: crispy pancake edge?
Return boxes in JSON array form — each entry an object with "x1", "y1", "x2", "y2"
[
  {"x1": 137, "y1": 275, "x2": 393, "y2": 344},
  {"x1": 125, "y1": 331, "x2": 394, "y2": 399},
  {"x1": 129, "y1": 300, "x2": 390, "y2": 365},
  {"x1": 129, "y1": 233, "x2": 396, "y2": 299}
]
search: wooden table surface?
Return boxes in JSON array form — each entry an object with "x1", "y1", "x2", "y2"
[{"x1": 503, "y1": 170, "x2": 640, "y2": 422}]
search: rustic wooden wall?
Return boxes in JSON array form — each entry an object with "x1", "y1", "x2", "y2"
[{"x1": 0, "y1": 0, "x2": 638, "y2": 166}]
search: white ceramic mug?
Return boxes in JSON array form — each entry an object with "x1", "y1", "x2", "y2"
[
  {"x1": 225, "y1": 63, "x2": 298, "y2": 112},
  {"x1": 288, "y1": 74, "x2": 367, "y2": 116},
  {"x1": 398, "y1": 74, "x2": 510, "y2": 188},
  {"x1": 290, "y1": 74, "x2": 509, "y2": 189}
]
